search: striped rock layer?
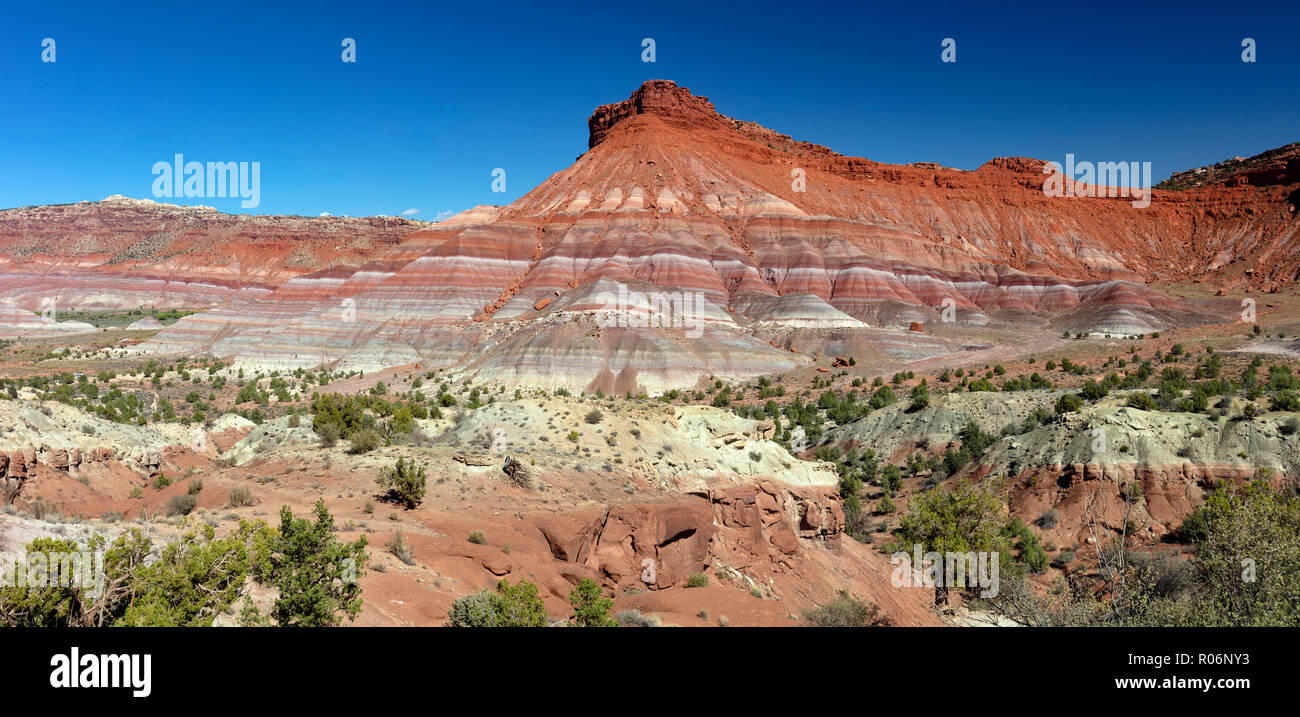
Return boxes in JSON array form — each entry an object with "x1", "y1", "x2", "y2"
[{"x1": 3, "y1": 81, "x2": 1297, "y2": 391}]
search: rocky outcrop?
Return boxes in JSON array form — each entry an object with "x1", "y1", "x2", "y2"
[
  {"x1": 587, "y1": 79, "x2": 731, "y2": 149},
  {"x1": 829, "y1": 389, "x2": 1300, "y2": 543},
  {"x1": 0, "y1": 400, "x2": 255, "y2": 491},
  {"x1": 529, "y1": 479, "x2": 843, "y2": 592}
]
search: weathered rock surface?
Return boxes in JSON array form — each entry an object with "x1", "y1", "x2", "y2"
[
  {"x1": 4, "y1": 81, "x2": 1295, "y2": 388},
  {"x1": 828, "y1": 389, "x2": 1300, "y2": 543}
]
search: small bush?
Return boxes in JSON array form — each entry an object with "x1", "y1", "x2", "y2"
[
  {"x1": 568, "y1": 578, "x2": 616, "y2": 627},
  {"x1": 376, "y1": 457, "x2": 427, "y2": 509},
  {"x1": 164, "y1": 493, "x2": 197, "y2": 517},
  {"x1": 802, "y1": 591, "x2": 890, "y2": 627},
  {"x1": 468, "y1": 531, "x2": 486, "y2": 545},
  {"x1": 615, "y1": 609, "x2": 661, "y2": 627},
  {"x1": 1055, "y1": 393, "x2": 1083, "y2": 414},
  {"x1": 1123, "y1": 392, "x2": 1154, "y2": 407},
  {"x1": 317, "y1": 422, "x2": 342, "y2": 447},
  {"x1": 686, "y1": 573, "x2": 709, "y2": 588},
  {"x1": 227, "y1": 487, "x2": 254, "y2": 507},
  {"x1": 447, "y1": 578, "x2": 547, "y2": 627},
  {"x1": 347, "y1": 429, "x2": 381, "y2": 454},
  {"x1": 1037, "y1": 508, "x2": 1059, "y2": 529},
  {"x1": 584, "y1": 409, "x2": 604, "y2": 425},
  {"x1": 386, "y1": 529, "x2": 416, "y2": 565}
]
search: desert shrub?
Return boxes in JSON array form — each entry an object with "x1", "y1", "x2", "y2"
[
  {"x1": 686, "y1": 573, "x2": 709, "y2": 588},
  {"x1": 614, "y1": 609, "x2": 660, "y2": 627},
  {"x1": 1272, "y1": 390, "x2": 1300, "y2": 412},
  {"x1": 317, "y1": 422, "x2": 342, "y2": 447},
  {"x1": 153, "y1": 473, "x2": 172, "y2": 490},
  {"x1": 347, "y1": 428, "x2": 381, "y2": 454},
  {"x1": 896, "y1": 479, "x2": 1009, "y2": 586},
  {"x1": 1079, "y1": 381, "x2": 1108, "y2": 401},
  {"x1": 1268, "y1": 364, "x2": 1300, "y2": 391},
  {"x1": 165, "y1": 493, "x2": 197, "y2": 517},
  {"x1": 1037, "y1": 508, "x2": 1059, "y2": 530},
  {"x1": 376, "y1": 457, "x2": 427, "y2": 509},
  {"x1": 0, "y1": 520, "x2": 276, "y2": 627},
  {"x1": 227, "y1": 487, "x2": 255, "y2": 507},
  {"x1": 1018, "y1": 531, "x2": 1050, "y2": 574},
  {"x1": 468, "y1": 531, "x2": 486, "y2": 545},
  {"x1": 447, "y1": 578, "x2": 547, "y2": 627},
  {"x1": 386, "y1": 529, "x2": 416, "y2": 565},
  {"x1": 802, "y1": 591, "x2": 890, "y2": 627},
  {"x1": 256, "y1": 500, "x2": 369, "y2": 627},
  {"x1": 1125, "y1": 392, "x2": 1158, "y2": 411},
  {"x1": 310, "y1": 393, "x2": 376, "y2": 437},
  {"x1": 584, "y1": 409, "x2": 604, "y2": 424},
  {"x1": 1126, "y1": 550, "x2": 1197, "y2": 600},
  {"x1": 1176, "y1": 507, "x2": 1211, "y2": 543},
  {"x1": 1055, "y1": 393, "x2": 1083, "y2": 414},
  {"x1": 907, "y1": 381, "x2": 930, "y2": 412},
  {"x1": 568, "y1": 578, "x2": 616, "y2": 627}
]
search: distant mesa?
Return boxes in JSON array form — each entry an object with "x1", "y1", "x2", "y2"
[{"x1": 0, "y1": 80, "x2": 1296, "y2": 388}]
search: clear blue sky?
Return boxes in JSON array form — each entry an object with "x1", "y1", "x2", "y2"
[{"x1": 3, "y1": 0, "x2": 1296, "y2": 218}]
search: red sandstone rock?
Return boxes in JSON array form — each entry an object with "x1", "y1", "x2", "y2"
[{"x1": 3, "y1": 80, "x2": 1296, "y2": 387}]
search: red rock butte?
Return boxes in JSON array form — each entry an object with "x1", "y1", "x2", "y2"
[{"x1": 1, "y1": 80, "x2": 1297, "y2": 391}]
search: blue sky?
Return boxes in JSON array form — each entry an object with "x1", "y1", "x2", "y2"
[{"x1": 2, "y1": 0, "x2": 1296, "y2": 218}]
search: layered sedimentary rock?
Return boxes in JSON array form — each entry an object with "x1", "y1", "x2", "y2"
[
  {"x1": 0, "y1": 195, "x2": 427, "y2": 318},
  {"x1": 3, "y1": 80, "x2": 1296, "y2": 388},
  {"x1": 0, "y1": 305, "x2": 96, "y2": 339}
]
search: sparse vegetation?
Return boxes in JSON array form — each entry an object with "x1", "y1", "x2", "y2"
[
  {"x1": 376, "y1": 457, "x2": 427, "y2": 509},
  {"x1": 447, "y1": 578, "x2": 547, "y2": 627},
  {"x1": 802, "y1": 591, "x2": 891, "y2": 627}
]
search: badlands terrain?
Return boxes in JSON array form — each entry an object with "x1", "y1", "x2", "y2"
[{"x1": 1, "y1": 81, "x2": 1299, "y2": 627}]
